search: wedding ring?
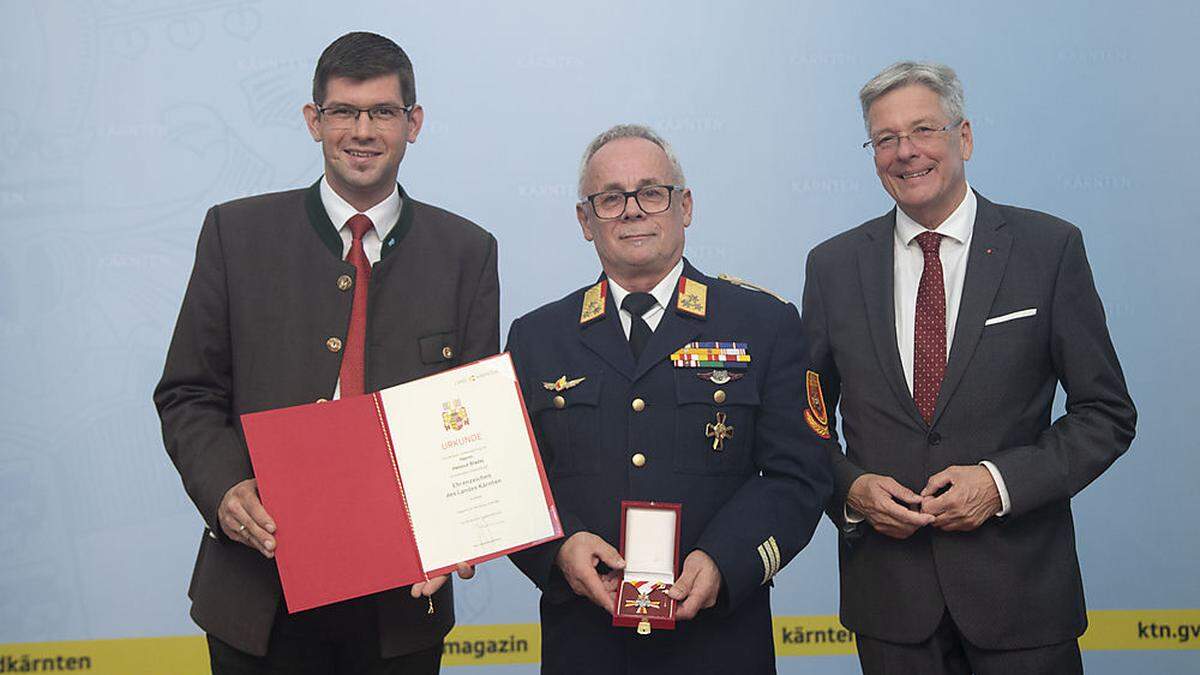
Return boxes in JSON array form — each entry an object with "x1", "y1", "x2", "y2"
[{"x1": 238, "y1": 524, "x2": 247, "y2": 533}]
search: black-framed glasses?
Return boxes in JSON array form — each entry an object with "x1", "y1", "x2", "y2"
[
  {"x1": 316, "y1": 104, "x2": 415, "y2": 127},
  {"x1": 863, "y1": 119, "x2": 962, "y2": 155},
  {"x1": 584, "y1": 185, "x2": 682, "y2": 220}
]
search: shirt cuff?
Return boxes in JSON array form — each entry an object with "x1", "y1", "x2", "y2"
[
  {"x1": 844, "y1": 502, "x2": 866, "y2": 524},
  {"x1": 979, "y1": 460, "x2": 1011, "y2": 516}
]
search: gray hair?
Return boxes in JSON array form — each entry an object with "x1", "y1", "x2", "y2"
[
  {"x1": 577, "y1": 124, "x2": 686, "y2": 199},
  {"x1": 859, "y1": 61, "x2": 966, "y2": 133}
]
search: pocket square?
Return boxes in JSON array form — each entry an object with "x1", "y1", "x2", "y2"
[{"x1": 985, "y1": 308, "x2": 1037, "y2": 326}]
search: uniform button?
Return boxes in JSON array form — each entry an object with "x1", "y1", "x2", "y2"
[
  {"x1": 442, "y1": 345, "x2": 454, "y2": 360},
  {"x1": 315, "y1": 398, "x2": 328, "y2": 404},
  {"x1": 631, "y1": 398, "x2": 646, "y2": 412},
  {"x1": 337, "y1": 274, "x2": 353, "y2": 291},
  {"x1": 553, "y1": 395, "x2": 566, "y2": 409},
  {"x1": 207, "y1": 529, "x2": 218, "y2": 540},
  {"x1": 326, "y1": 337, "x2": 343, "y2": 352},
  {"x1": 928, "y1": 432, "x2": 941, "y2": 446},
  {"x1": 631, "y1": 453, "x2": 646, "y2": 468},
  {"x1": 713, "y1": 389, "x2": 727, "y2": 404}
]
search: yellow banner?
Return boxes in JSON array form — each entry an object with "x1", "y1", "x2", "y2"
[
  {"x1": 2, "y1": 610, "x2": 1197, "y2": 672},
  {"x1": 441, "y1": 623, "x2": 539, "y2": 666}
]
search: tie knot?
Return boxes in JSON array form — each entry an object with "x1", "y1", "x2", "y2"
[
  {"x1": 621, "y1": 292, "x2": 657, "y2": 318},
  {"x1": 916, "y1": 230, "x2": 942, "y2": 255},
  {"x1": 346, "y1": 214, "x2": 374, "y2": 240}
]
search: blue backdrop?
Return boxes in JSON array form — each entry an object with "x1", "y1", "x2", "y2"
[{"x1": 1, "y1": 1, "x2": 1196, "y2": 673}]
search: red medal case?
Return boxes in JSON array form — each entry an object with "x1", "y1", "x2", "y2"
[{"x1": 612, "y1": 501, "x2": 682, "y2": 635}]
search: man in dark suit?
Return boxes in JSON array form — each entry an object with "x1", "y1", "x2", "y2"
[
  {"x1": 802, "y1": 61, "x2": 1136, "y2": 674},
  {"x1": 153, "y1": 32, "x2": 497, "y2": 673},
  {"x1": 506, "y1": 124, "x2": 831, "y2": 673}
]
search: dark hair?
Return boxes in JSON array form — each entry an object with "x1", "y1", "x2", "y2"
[{"x1": 312, "y1": 32, "x2": 416, "y2": 106}]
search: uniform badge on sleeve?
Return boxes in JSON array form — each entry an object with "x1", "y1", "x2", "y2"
[
  {"x1": 757, "y1": 536, "x2": 781, "y2": 584},
  {"x1": 580, "y1": 280, "x2": 607, "y2": 325},
  {"x1": 804, "y1": 370, "x2": 831, "y2": 439}
]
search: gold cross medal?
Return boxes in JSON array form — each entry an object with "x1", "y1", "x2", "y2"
[
  {"x1": 705, "y1": 412, "x2": 734, "y2": 451},
  {"x1": 623, "y1": 581, "x2": 664, "y2": 615},
  {"x1": 621, "y1": 580, "x2": 667, "y2": 635}
]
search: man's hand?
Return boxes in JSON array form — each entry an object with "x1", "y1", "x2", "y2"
[
  {"x1": 555, "y1": 532, "x2": 626, "y2": 611},
  {"x1": 410, "y1": 563, "x2": 475, "y2": 598},
  {"x1": 920, "y1": 465, "x2": 1002, "y2": 532},
  {"x1": 847, "y1": 474, "x2": 935, "y2": 539},
  {"x1": 668, "y1": 550, "x2": 722, "y2": 620},
  {"x1": 218, "y1": 478, "x2": 276, "y2": 557}
]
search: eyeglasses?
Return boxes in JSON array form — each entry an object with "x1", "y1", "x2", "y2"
[
  {"x1": 316, "y1": 104, "x2": 414, "y2": 128},
  {"x1": 584, "y1": 185, "x2": 682, "y2": 220},
  {"x1": 863, "y1": 120, "x2": 962, "y2": 155}
]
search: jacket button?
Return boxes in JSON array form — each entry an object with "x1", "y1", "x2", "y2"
[
  {"x1": 713, "y1": 389, "x2": 726, "y2": 404},
  {"x1": 631, "y1": 398, "x2": 645, "y2": 412},
  {"x1": 337, "y1": 274, "x2": 353, "y2": 291},
  {"x1": 326, "y1": 337, "x2": 343, "y2": 352},
  {"x1": 928, "y1": 432, "x2": 941, "y2": 446},
  {"x1": 553, "y1": 395, "x2": 566, "y2": 409},
  {"x1": 631, "y1": 453, "x2": 646, "y2": 468},
  {"x1": 442, "y1": 345, "x2": 454, "y2": 360}
]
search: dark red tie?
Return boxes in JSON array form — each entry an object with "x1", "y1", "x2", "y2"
[
  {"x1": 913, "y1": 231, "x2": 945, "y2": 425},
  {"x1": 339, "y1": 214, "x2": 373, "y2": 397}
]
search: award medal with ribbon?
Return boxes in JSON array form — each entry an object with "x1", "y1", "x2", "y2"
[{"x1": 670, "y1": 341, "x2": 750, "y2": 369}]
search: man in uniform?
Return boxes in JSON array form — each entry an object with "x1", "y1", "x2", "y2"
[
  {"x1": 506, "y1": 124, "x2": 831, "y2": 673},
  {"x1": 802, "y1": 61, "x2": 1136, "y2": 673},
  {"x1": 154, "y1": 32, "x2": 497, "y2": 673}
]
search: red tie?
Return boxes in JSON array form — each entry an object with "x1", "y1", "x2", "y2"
[
  {"x1": 913, "y1": 231, "x2": 945, "y2": 425},
  {"x1": 339, "y1": 214, "x2": 373, "y2": 397}
]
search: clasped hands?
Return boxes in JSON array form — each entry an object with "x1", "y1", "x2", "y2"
[
  {"x1": 217, "y1": 478, "x2": 473, "y2": 598},
  {"x1": 847, "y1": 465, "x2": 1002, "y2": 539},
  {"x1": 554, "y1": 532, "x2": 720, "y2": 620}
]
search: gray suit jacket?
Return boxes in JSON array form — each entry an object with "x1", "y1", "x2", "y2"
[
  {"x1": 801, "y1": 192, "x2": 1135, "y2": 649},
  {"x1": 154, "y1": 181, "x2": 499, "y2": 656}
]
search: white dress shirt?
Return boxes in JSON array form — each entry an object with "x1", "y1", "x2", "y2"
[
  {"x1": 606, "y1": 259, "x2": 685, "y2": 339},
  {"x1": 319, "y1": 176, "x2": 401, "y2": 266},
  {"x1": 320, "y1": 177, "x2": 402, "y2": 399},
  {"x1": 847, "y1": 185, "x2": 1010, "y2": 521}
]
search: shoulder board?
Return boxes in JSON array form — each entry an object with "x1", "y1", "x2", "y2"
[{"x1": 718, "y1": 273, "x2": 787, "y2": 303}]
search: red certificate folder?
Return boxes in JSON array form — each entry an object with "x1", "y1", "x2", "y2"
[
  {"x1": 612, "y1": 501, "x2": 681, "y2": 634},
  {"x1": 241, "y1": 353, "x2": 562, "y2": 613}
]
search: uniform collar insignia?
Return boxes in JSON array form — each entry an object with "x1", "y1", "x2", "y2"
[
  {"x1": 580, "y1": 280, "x2": 608, "y2": 325},
  {"x1": 675, "y1": 276, "x2": 707, "y2": 319}
]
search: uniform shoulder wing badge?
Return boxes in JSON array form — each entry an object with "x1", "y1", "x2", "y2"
[{"x1": 543, "y1": 375, "x2": 586, "y2": 392}]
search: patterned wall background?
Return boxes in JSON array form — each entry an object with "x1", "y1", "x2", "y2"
[{"x1": 1, "y1": 1, "x2": 1196, "y2": 672}]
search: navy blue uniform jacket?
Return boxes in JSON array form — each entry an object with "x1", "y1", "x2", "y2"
[{"x1": 506, "y1": 260, "x2": 832, "y2": 674}]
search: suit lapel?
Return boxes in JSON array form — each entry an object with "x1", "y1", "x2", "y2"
[
  {"x1": 930, "y1": 193, "x2": 1011, "y2": 426},
  {"x1": 858, "y1": 213, "x2": 927, "y2": 428},
  {"x1": 580, "y1": 285, "x2": 637, "y2": 381},
  {"x1": 632, "y1": 265, "x2": 704, "y2": 382}
]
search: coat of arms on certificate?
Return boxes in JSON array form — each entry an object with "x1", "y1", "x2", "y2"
[{"x1": 441, "y1": 398, "x2": 470, "y2": 431}]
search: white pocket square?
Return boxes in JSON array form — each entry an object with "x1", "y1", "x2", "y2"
[{"x1": 985, "y1": 308, "x2": 1037, "y2": 326}]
